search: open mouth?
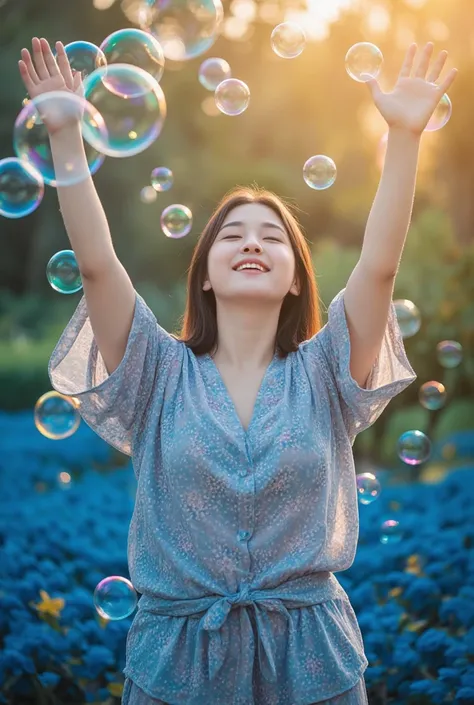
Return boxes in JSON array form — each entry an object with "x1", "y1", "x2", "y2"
[{"x1": 232, "y1": 263, "x2": 270, "y2": 273}]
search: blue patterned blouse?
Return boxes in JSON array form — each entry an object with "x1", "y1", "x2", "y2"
[{"x1": 49, "y1": 288, "x2": 416, "y2": 705}]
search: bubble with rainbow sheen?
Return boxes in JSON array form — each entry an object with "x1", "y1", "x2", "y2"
[
  {"x1": 34, "y1": 391, "x2": 81, "y2": 440},
  {"x1": 100, "y1": 28, "x2": 165, "y2": 83},
  {"x1": 426, "y1": 93, "x2": 452, "y2": 132},
  {"x1": 271, "y1": 22, "x2": 306, "y2": 59},
  {"x1": 393, "y1": 299, "x2": 421, "y2": 338},
  {"x1": 0, "y1": 157, "x2": 44, "y2": 218},
  {"x1": 356, "y1": 472, "x2": 381, "y2": 505},
  {"x1": 397, "y1": 430, "x2": 431, "y2": 466},
  {"x1": 142, "y1": 0, "x2": 224, "y2": 61},
  {"x1": 418, "y1": 381, "x2": 447, "y2": 411},
  {"x1": 303, "y1": 155, "x2": 337, "y2": 191},
  {"x1": 198, "y1": 57, "x2": 231, "y2": 91},
  {"x1": 46, "y1": 250, "x2": 83, "y2": 294},
  {"x1": 215, "y1": 78, "x2": 250, "y2": 115},
  {"x1": 161, "y1": 204, "x2": 192, "y2": 238},
  {"x1": 380, "y1": 519, "x2": 404, "y2": 545},
  {"x1": 140, "y1": 185, "x2": 157, "y2": 203},
  {"x1": 345, "y1": 42, "x2": 383, "y2": 83},
  {"x1": 151, "y1": 166, "x2": 173, "y2": 191},
  {"x1": 82, "y1": 64, "x2": 166, "y2": 158},
  {"x1": 436, "y1": 340, "x2": 463, "y2": 369},
  {"x1": 13, "y1": 92, "x2": 106, "y2": 187},
  {"x1": 62, "y1": 40, "x2": 107, "y2": 79},
  {"x1": 94, "y1": 576, "x2": 137, "y2": 620}
]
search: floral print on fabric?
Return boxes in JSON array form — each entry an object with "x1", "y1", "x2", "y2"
[{"x1": 49, "y1": 288, "x2": 416, "y2": 705}]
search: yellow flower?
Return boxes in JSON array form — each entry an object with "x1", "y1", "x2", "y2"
[{"x1": 32, "y1": 590, "x2": 65, "y2": 618}]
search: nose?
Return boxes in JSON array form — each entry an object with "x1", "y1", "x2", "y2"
[{"x1": 241, "y1": 238, "x2": 263, "y2": 254}]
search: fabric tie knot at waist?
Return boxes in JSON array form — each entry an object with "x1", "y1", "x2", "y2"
[
  {"x1": 200, "y1": 584, "x2": 290, "y2": 683},
  {"x1": 138, "y1": 572, "x2": 343, "y2": 687}
]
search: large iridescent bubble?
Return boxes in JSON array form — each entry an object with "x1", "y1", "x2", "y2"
[
  {"x1": 34, "y1": 391, "x2": 81, "y2": 440},
  {"x1": 393, "y1": 299, "x2": 421, "y2": 338},
  {"x1": 82, "y1": 64, "x2": 166, "y2": 157},
  {"x1": 345, "y1": 42, "x2": 383, "y2": 83},
  {"x1": 198, "y1": 57, "x2": 231, "y2": 91},
  {"x1": 46, "y1": 250, "x2": 83, "y2": 294},
  {"x1": 142, "y1": 0, "x2": 224, "y2": 61},
  {"x1": 303, "y1": 155, "x2": 337, "y2": 190},
  {"x1": 100, "y1": 28, "x2": 165, "y2": 83},
  {"x1": 94, "y1": 576, "x2": 138, "y2": 620},
  {"x1": 215, "y1": 78, "x2": 250, "y2": 115},
  {"x1": 13, "y1": 92, "x2": 106, "y2": 187},
  {"x1": 161, "y1": 204, "x2": 192, "y2": 238},
  {"x1": 0, "y1": 157, "x2": 44, "y2": 218},
  {"x1": 62, "y1": 41, "x2": 107, "y2": 79}
]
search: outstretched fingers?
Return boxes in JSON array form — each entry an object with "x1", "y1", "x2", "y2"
[
  {"x1": 31, "y1": 36, "x2": 50, "y2": 80},
  {"x1": 40, "y1": 37, "x2": 60, "y2": 77},
  {"x1": 19, "y1": 48, "x2": 39, "y2": 94},
  {"x1": 438, "y1": 67, "x2": 458, "y2": 95},
  {"x1": 414, "y1": 42, "x2": 434, "y2": 79},
  {"x1": 55, "y1": 41, "x2": 74, "y2": 89},
  {"x1": 427, "y1": 50, "x2": 448, "y2": 83},
  {"x1": 399, "y1": 43, "x2": 417, "y2": 78}
]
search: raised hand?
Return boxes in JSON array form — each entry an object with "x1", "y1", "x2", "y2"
[
  {"x1": 19, "y1": 37, "x2": 83, "y2": 133},
  {"x1": 366, "y1": 43, "x2": 458, "y2": 135}
]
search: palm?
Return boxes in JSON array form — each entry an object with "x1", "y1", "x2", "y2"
[
  {"x1": 28, "y1": 73, "x2": 69, "y2": 100},
  {"x1": 367, "y1": 43, "x2": 458, "y2": 135},
  {"x1": 19, "y1": 37, "x2": 83, "y2": 133}
]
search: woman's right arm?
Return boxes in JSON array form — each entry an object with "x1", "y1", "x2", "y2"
[
  {"x1": 50, "y1": 125, "x2": 136, "y2": 375},
  {"x1": 20, "y1": 37, "x2": 136, "y2": 375}
]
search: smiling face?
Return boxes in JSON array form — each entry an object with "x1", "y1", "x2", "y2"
[{"x1": 202, "y1": 202, "x2": 299, "y2": 304}]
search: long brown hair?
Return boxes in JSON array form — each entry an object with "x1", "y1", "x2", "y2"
[{"x1": 178, "y1": 185, "x2": 321, "y2": 356}]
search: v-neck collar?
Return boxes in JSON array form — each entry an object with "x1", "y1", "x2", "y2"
[{"x1": 202, "y1": 351, "x2": 281, "y2": 437}]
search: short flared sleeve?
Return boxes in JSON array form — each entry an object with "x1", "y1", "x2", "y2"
[
  {"x1": 310, "y1": 288, "x2": 417, "y2": 439},
  {"x1": 48, "y1": 291, "x2": 179, "y2": 456}
]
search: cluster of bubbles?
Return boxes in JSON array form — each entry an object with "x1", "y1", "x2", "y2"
[
  {"x1": 1, "y1": 18, "x2": 455, "y2": 219},
  {"x1": 7, "y1": 1, "x2": 459, "y2": 607},
  {"x1": 356, "y1": 295, "x2": 464, "y2": 545}
]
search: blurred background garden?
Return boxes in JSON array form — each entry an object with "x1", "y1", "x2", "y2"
[{"x1": 1, "y1": 0, "x2": 474, "y2": 703}]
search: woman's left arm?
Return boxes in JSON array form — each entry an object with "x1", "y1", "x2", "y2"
[{"x1": 344, "y1": 42, "x2": 458, "y2": 388}]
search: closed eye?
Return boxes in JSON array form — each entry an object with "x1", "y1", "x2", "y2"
[
  {"x1": 222, "y1": 234, "x2": 241, "y2": 239},
  {"x1": 264, "y1": 236, "x2": 283, "y2": 242}
]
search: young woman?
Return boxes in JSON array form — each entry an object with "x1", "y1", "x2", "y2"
[{"x1": 20, "y1": 38, "x2": 457, "y2": 705}]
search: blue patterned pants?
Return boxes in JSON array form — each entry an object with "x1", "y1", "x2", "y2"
[{"x1": 122, "y1": 676, "x2": 369, "y2": 704}]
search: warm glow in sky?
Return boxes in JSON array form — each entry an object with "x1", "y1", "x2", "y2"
[{"x1": 286, "y1": 0, "x2": 358, "y2": 41}]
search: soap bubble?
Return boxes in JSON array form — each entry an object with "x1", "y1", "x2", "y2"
[
  {"x1": 345, "y1": 42, "x2": 383, "y2": 83},
  {"x1": 215, "y1": 78, "x2": 250, "y2": 115},
  {"x1": 100, "y1": 28, "x2": 165, "y2": 83},
  {"x1": 418, "y1": 381, "x2": 447, "y2": 411},
  {"x1": 13, "y1": 92, "x2": 106, "y2": 187},
  {"x1": 436, "y1": 340, "x2": 463, "y2": 368},
  {"x1": 142, "y1": 0, "x2": 224, "y2": 61},
  {"x1": 426, "y1": 93, "x2": 452, "y2": 132},
  {"x1": 82, "y1": 64, "x2": 166, "y2": 158},
  {"x1": 397, "y1": 430, "x2": 431, "y2": 465},
  {"x1": 34, "y1": 391, "x2": 81, "y2": 440},
  {"x1": 140, "y1": 185, "x2": 158, "y2": 203},
  {"x1": 0, "y1": 157, "x2": 44, "y2": 218},
  {"x1": 303, "y1": 155, "x2": 337, "y2": 190},
  {"x1": 356, "y1": 472, "x2": 381, "y2": 505},
  {"x1": 161, "y1": 204, "x2": 192, "y2": 238},
  {"x1": 94, "y1": 576, "x2": 138, "y2": 620},
  {"x1": 198, "y1": 57, "x2": 231, "y2": 91},
  {"x1": 46, "y1": 250, "x2": 83, "y2": 294},
  {"x1": 380, "y1": 519, "x2": 404, "y2": 545},
  {"x1": 151, "y1": 166, "x2": 173, "y2": 191},
  {"x1": 62, "y1": 40, "x2": 107, "y2": 78},
  {"x1": 271, "y1": 22, "x2": 306, "y2": 59},
  {"x1": 393, "y1": 299, "x2": 421, "y2": 338}
]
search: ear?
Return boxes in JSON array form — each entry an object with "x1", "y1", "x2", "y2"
[
  {"x1": 289, "y1": 278, "x2": 300, "y2": 296},
  {"x1": 202, "y1": 278, "x2": 212, "y2": 291}
]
